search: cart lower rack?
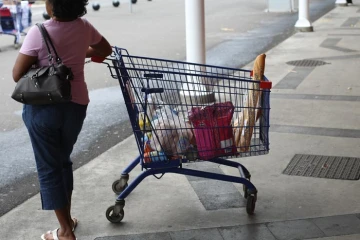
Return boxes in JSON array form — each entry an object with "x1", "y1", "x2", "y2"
[{"x1": 95, "y1": 47, "x2": 272, "y2": 223}]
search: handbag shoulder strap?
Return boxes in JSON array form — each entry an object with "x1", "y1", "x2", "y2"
[{"x1": 36, "y1": 23, "x2": 62, "y2": 64}]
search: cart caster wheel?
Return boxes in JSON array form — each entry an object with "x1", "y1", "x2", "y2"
[
  {"x1": 106, "y1": 205, "x2": 124, "y2": 223},
  {"x1": 112, "y1": 180, "x2": 128, "y2": 195},
  {"x1": 246, "y1": 195, "x2": 256, "y2": 215}
]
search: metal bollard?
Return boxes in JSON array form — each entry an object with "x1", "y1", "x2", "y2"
[
  {"x1": 295, "y1": 0, "x2": 313, "y2": 32},
  {"x1": 336, "y1": 0, "x2": 348, "y2": 6}
]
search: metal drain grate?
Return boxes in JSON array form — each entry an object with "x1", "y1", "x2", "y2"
[
  {"x1": 286, "y1": 59, "x2": 329, "y2": 67},
  {"x1": 283, "y1": 154, "x2": 360, "y2": 180}
]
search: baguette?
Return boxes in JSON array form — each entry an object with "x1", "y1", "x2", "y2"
[{"x1": 234, "y1": 54, "x2": 266, "y2": 152}]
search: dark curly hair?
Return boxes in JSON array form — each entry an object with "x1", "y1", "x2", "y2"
[{"x1": 48, "y1": 0, "x2": 88, "y2": 19}]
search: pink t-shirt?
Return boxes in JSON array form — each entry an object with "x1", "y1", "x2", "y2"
[{"x1": 20, "y1": 18, "x2": 103, "y2": 105}]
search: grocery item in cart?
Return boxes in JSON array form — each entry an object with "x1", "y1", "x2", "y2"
[
  {"x1": 150, "y1": 117, "x2": 194, "y2": 157},
  {"x1": 143, "y1": 95, "x2": 195, "y2": 158},
  {"x1": 138, "y1": 112, "x2": 152, "y2": 137},
  {"x1": 189, "y1": 102, "x2": 236, "y2": 160},
  {"x1": 144, "y1": 151, "x2": 167, "y2": 163},
  {"x1": 233, "y1": 54, "x2": 266, "y2": 152},
  {"x1": 145, "y1": 94, "x2": 178, "y2": 122},
  {"x1": 143, "y1": 134, "x2": 153, "y2": 153}
]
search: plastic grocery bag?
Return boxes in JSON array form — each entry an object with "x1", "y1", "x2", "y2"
[
  {"x1": 141, "y1": 94, "x2": 195, "y2": 160},
  {"x1": 150, "y1": 116, "x2": 194, "y2": 156}
]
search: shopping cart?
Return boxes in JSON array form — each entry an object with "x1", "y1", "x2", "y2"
[
  {"x1": 94, "y1": 47, "x2": 272, "y2": 223},
  {"x1": 0, "y1": 1, "x2": 31, "y2": 48}
]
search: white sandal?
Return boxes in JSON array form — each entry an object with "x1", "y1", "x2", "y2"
[
  {"x1": 72, "y1": 218, "x2": 78, "y2": 232},
  {"x1": 41, "y1": 228, "x2": 59, "y2": 240},
  {"x1": 40, "y1": 228, "x2": 77, "y2": 240}
]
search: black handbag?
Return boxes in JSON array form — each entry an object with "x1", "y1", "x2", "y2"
[{"x1": 11, "y1": 23, "x2": 73, "y2": 105}]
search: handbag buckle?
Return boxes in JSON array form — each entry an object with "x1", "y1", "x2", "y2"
[{"x1": 32, "y1": 67, "x2": 43, "y2": 79}]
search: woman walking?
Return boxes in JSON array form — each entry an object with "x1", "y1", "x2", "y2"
[{"x1": 12, "y1": 0, "x2": 112, "y2": 239}]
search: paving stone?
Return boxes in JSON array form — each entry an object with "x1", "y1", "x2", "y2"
[
  {"x1": 341, "y1": 17, "x2": 360, "y2": 27},
  {"x1": 94, "y1": 232, "x2": 172, "y2": 240},
  {"x1": 267, "y1": 219, "x2": 325, "y2": 240},
  {"x1": 169, "y1": 228, "x2": 224, "y2": 240},
  {"x1": 185, "y1": 161, "x2": 217, "y2": 169},
  {"x1": 198, "y1": 192, "x2": 245, "y2": 210},
  {"x1": 270, "y1": 125, "x2": 360, "y2": 138},
  {"x1": 189, "y1": 179, "x2": 243, "y2": 210},
  {"x1": 186, "y1": 167, "x2": 225, "y2": 182},
  {"x1": 312, "y1": 214, "x2": 360, "y2": 237},
  {"x1": 189, "y1": 180, "x2": 238, "y2": 196},
  {"x1": 218, "y1": 224, "x2": 276, "y2": 240},
  {"x1": 274, "y1": 66, "x2": 315, "y2": 89}
]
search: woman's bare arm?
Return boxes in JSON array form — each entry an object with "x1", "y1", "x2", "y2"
[
  {"x1": 12, "y1": 53, "x2": 37, "y2": 82},
  {"x1": 86, "y1": 37, "x2": 112, "y2": 58}
]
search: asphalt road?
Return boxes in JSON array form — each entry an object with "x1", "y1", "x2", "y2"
[{"x1": 0, "y1": 0, "x2": 335, "y2": 216}]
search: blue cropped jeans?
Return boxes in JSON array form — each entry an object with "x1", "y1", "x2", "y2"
[{"x1": 22, "y1": 102, "x2": 87, "y2": 210}]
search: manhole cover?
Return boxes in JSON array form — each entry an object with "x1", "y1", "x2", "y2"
[{"x1": 286, "y1": 59, "x2": 329, "y2": 67}]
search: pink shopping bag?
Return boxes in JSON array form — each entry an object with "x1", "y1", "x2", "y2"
[{"x1": 189, "y1": 102, "x2": 236, "y2": 160}]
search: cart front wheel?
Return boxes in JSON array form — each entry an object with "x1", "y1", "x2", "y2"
[
  {"x1": 246, "y1": 195, "x2": 256, "y2": 215},
  {"x1": 106, "y1": 205, "x2": 124, "y2": 223},
  {"x1": 112, "y1": 180, "x2": 128, "y2": 195}
]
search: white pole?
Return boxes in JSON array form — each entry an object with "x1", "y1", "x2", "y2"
[
  {"x1": 335, "y1": 0, "x2": 347, "y2": 6},
  {"x1": 295, "y1": 0, "x2": 313, "y2": 32},
  {"x1": 180, "y1": 0, "x2": 215, "y2": 105},
  {"x1": 129, "y1": 0, "x2": 132, "y2": 13},
  {"x1": 185, "y1": 0, "x2": 205, "y2": 64}
]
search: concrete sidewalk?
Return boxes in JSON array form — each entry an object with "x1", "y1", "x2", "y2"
[{"x1": 1, "y1": 2, "x2": 360, "y2": 240}]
